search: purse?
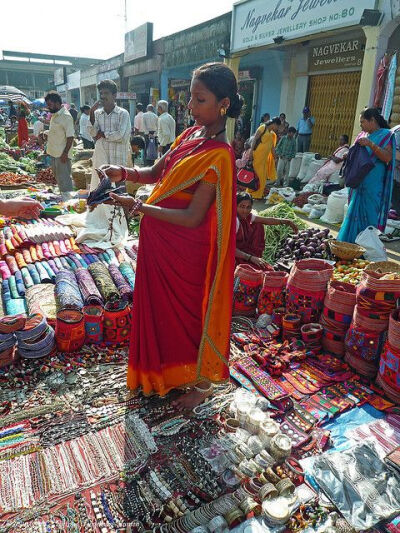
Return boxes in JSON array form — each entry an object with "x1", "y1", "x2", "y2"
[
  {"x1": 343, "y1": 132, "x2": 392, "y2": 188},
  {"x1": 237, "y1": 162, "x2": 260, "y2": 191}
]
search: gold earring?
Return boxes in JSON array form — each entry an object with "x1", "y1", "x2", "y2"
[{"x1": 220, "y1": 107, "x2": 226, "y2": 117}]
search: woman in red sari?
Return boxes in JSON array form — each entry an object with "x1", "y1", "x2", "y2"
[
  {"x1": 17, "y1": 105, "x2": 29, "y2": 147},
  {"x1": 100, "y1": 63, "x2": 242, "y2": 409},
  {"x1": 235, "y1": 192, "x2": 298, "y2": 268}
]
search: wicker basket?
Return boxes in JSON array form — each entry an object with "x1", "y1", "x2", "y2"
[
  {"x1": 365, "y1": 261, "x2": 400, "y2": 274},
  {"x1": 328, "y1": 239, "x2": 365, "y2": 260}
]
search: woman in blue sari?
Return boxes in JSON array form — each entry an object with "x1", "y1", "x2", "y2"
[{"x1": 338, "y1": 108, "x2": 395, "y2": 243}]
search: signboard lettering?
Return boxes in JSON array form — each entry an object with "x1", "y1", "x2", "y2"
[
  {"x1": 309, "y1": 37, "x2": 364, "y2": 72},
  {"x1": 231, "y1": 0, "x2": 375, "y2": 53}
]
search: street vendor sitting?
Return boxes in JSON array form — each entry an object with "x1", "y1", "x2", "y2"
[{"x1": 235, "y1": 192, "x2": 298, "y2": 268}]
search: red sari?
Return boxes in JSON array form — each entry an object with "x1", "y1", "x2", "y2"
[
  {"x1": 17, "y1": 117, "x2": 29, "y2": 147},
  {"x1": 128, "y1": 127, "x2": 236, "y2": 396},
  {"x1": 236, "y1": 214, "x2": 265, "y2": 265}
]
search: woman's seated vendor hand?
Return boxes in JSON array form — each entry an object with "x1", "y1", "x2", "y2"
[
  {"x1": 250, "y1": 256, "x2": 270, "y2": 269},
  {"x1": 98, "y1": 165, "x2": 124, "y2": 183}
]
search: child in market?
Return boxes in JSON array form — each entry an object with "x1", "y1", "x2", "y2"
[{"x1": 275, "y1": 126, "x2": 297, "y2": 187}]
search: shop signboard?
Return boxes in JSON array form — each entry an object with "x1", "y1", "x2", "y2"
[
  {"x1": 117, "y1": 92, "x2": 137, "y2": 100},
  {"x1": 231, "y1": 0, "x2": 376, "y2": 53},
  {"x1": 124, "y1": 23, "x2": 153, "y2": 63},
  {"x1": 54, "y1": 67, "x2": 66, "y2": 86},
  {"x1": 67, "y1": 71, "x2": 81, "y2": 90},
  {"x1": 309, "y1": 37, "x2": 365, "y2": 72}
]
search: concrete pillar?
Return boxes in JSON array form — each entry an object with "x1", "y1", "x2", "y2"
[
  {"x1": 225, "y1": 56, "x2": 240, "y2": 143},
  {"x1": 351, "y1": 26, "x2": 388, "y2": 141}
]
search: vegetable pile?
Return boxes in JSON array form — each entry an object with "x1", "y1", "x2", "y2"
[
  {"x1": 258, "y1": 203, "x2": 307, "y2": 263},
  {"x1": 0, "y1": 172, "x2": 34, "y2": 186},
  {"x1": 36, "y1": 167, "x2": 56, "y2": 185},
  {"x1": 0, "y1": 153, "x2": 20, "y2": 173},
  {"x1": 276, "y1": 227, "x2": 332, "y2": 264},
  {"x1": 333, "y1": 259, "x2": 370, "y2": 284}
]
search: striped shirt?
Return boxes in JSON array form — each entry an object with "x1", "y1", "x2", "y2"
[{"x1": 87, "y1": 105, "x2": 131, "y2": 166}]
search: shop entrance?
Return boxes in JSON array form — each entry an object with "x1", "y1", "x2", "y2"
[
  {"x1": 308, "y1": 71, "x2": 361, "y2": 156},
  {"x1": 238, "y1": 76, "x2": 257, "y2": 139}
]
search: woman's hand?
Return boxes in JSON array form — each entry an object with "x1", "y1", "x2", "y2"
[
  {"x1": 108, "y1": 193, "x2": 143, "y2": 216},
  {"x1": 97, "y1": 165, "x2": 124, "y2": 183},
  {"x1": 283, "y1": 219, "x2": 298, "y2": 233},
  {"x1": 358, "y1": 137, "x2": 371, "y2": 147},
  {"x1": 250, "y1": 256, "x2": 269, "y2": 269},
  {"x1": 0, "y1": 198, "x2": 43, "y2": 219}
]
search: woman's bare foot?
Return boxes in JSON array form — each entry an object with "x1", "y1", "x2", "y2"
[{"x1": 173, "y1": 382, "x2": 213, "y2": 411}]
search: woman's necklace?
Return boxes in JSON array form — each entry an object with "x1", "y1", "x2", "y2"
[{"x1": 199, "y1": 126, "x2": 226, "y2": 140}]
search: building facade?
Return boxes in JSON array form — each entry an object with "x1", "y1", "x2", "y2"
[
  {"x1": 161, "y1": 13, "x2": 231, "y2": 134},
  {"x1": 229, "y1": 0, "x2": 400, "y2": 154},
  {"x1": 0, "y1": 50, "x2": 99, "y2": 101}
]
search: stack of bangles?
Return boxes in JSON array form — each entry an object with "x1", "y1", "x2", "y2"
[{"x1": 117, "y1": 166, "x2": 140, "y2": 183}]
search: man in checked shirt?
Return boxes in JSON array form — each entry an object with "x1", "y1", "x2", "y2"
[
  {"x1": 77, "y1": 80, "x2": 132, "y2": 248},
  {"x1": 88, "y1": 79, "x2": 132, "y2": 184}
]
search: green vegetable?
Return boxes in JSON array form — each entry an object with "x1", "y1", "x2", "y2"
[{"x1": 258, "y1": 203, "x2": 307, "y2": 263}]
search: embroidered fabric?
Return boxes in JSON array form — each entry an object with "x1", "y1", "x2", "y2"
[
  {"x1": 25, "y1": 284, "x2": 57, "y2": 324},
  {"x1": 74, "y1": 267, "x2": 103, "y2": 306},
  {"x1": 55, "y1": 269, "x2": 84, "y2": 311},
  {"x1": 88, "y1": 263, "x2": 120, "y2": 302},
  {"x1": 313, "y1": 441, "x2": 400, "y2": 530}
]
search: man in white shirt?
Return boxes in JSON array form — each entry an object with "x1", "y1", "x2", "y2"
[
  {"x1": 157, "y1": 100, "x2": 176, "y2": 155},
  {"x1": 33, "y1": 116, "x2": 44, "y2": 138},
  {"x1": 134, "y1": 103, "x2": 144, "y2": 135},
  {"x1": 77, "y1": 79, "x2": 131, "y2": 248},
  {"x1": 79, "y1": 105, "x2": 94, "y2": 149},
  {"x1": 87, "y1": 80, "x2": 131, "y2": 171},
  {"x1": 142, "y1": 104, "x2": 159, "y2": 165},
  {"x1": 43, "y1": 91, "x2": 75, "y2": 199}
]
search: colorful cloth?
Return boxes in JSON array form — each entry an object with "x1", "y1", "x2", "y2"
[
  {"x1": 128, "y1": 126, "x2": 236, "y2": 395},
  {"x1": 382, "y1": 53, "x2": 397, "y2": 121},
  {"x1": 108, "y1": 264, "x2": 132, "y2": 302},
  {"x1": 83, "y1": 305, "x2": 103, "y2": 344},
  {"x1": 74, "y1": 268, "x2": 103, "y2": 306},
  {"x1": 338, "y1": 128, "x2": 395, "y2": 243},
  {"x1": 251, "y1": 126, "x2": 277, "y2": 198},
  {"x1": 88, "y1": 263, "x2": 120, "y2": 302},
  {"x1": 25, "y1": 284, "x2": 57, "y2": 324},
  {"x1": 55, "y1": 269, "x2": 84, "y2": 311},
  {"x1": 118, "y1": 262, "x2": 135, "y2": 289},
  {"x1": 17, "y1": 117, "x2": 29, "y2": 147}
]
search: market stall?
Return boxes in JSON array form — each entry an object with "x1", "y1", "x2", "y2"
[{"x1": 0, "y1": 123, "x2": 399, "y2": 532}]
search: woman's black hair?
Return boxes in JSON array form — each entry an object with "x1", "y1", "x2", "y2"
[
  {"x1": 237, "y1": 191, "x2": 254, "y2": 205},
  {"x1": 361, "y1": 107, "x2": 389, "y2": 129},
  {"x1": 266, "y1": 117, "x2": 281, "y2": 127},
  {"x1": 193, "y1": 62, "x2": 244, "y2": 119},
  {"x1": 341, "y1": 134, "x2": 349, "y2": 143},
  {"x1": 80, "y1": 105, "x2": 90, "y2": 112}
]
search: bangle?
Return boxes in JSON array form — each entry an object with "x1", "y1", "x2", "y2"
[
  {"x1": 118, "y1": 166, "x2": 128, "y2": 181},
  {"x1": 128, "y1": 199, "x2": 143, "y2": 218}
]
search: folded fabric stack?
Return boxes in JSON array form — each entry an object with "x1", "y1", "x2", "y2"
[{"x1": 301, "y1": 323, "x2": 323, "y2": 354}]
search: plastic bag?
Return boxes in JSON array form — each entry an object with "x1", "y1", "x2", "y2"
[{"x1": 355, "y1": 226, "x2": 387, "y2": 261}]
